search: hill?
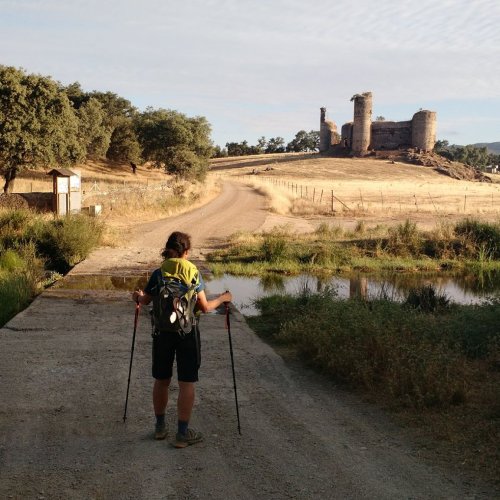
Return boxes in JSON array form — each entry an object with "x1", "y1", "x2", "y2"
[
  {"x1": 473, "y1": 142, "x2": 500, "y2": 155},
  {"x1": 211, "y1": 153, "x2": 499, "y2": 226}
]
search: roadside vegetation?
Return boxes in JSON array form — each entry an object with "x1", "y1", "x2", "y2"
[
  {"x1": 0, "y1": 208, "x2": 103, "y2": 326},
  {"x1": 207, "y1": 219, "x2": 500, "y2": 275},
  {"x1": 207, "y1": 215, "x2": 499, "y2": 481},
  {"x1": 248, "y1": 287, "x2": 499, "y2": 480}
]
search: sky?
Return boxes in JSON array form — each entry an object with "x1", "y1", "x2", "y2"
[{"x1": 1, "y1": 0, "x2": 499, "y2": 147}]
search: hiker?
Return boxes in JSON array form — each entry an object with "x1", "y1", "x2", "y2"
[
  {"x1": 130, "y1": 162, "x2": 137, "y2": 174},
  {"x1": 132, "y1": 231, "x2": 232, "y2": 448}
]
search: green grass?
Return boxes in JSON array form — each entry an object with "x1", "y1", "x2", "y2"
[
  {"x1": 247, "y1": 288, "x2": 500, "y2": 482},
  {"x1": 0, "y1": 273, "x2": 36, "y2": 326},
  {"x1": 249, "y1": 289, "x2": 499, "y2": 408},
  {"x1": 0, "y1": 208, "x2": 104, "y2": 326},
  {"x1": 207, "y1": 219, "x2": 500, "y2": 276}
]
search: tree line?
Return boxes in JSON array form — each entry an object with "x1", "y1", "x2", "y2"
[
  {"x1": 0, "y1": 66, "x2": 213, "y2": 192},
  {"x1": 214, "y1": 130, "x2": 320, "y2": 157},
  {"x1": 434, "y1": 140, "x2": 499, "y2": 170}
]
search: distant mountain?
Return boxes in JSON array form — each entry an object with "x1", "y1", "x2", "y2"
[{"x1": 473, "y1": 142, "x2": 500, "y2": 155}]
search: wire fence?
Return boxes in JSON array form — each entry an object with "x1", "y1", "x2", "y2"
[{"x1": 232, "y1": 174, "x2": 500, "y2": 216}]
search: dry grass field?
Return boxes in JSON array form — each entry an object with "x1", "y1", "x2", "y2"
[
  {"x1": 211, "y1": 154, "x2": 500, "y2": 228},
  {"x1": 12, "y1": 160, "x2": 221, "y2": 226}
]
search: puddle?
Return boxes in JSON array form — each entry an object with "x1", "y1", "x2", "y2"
[
  {"x1": 53, "y1": 274, "x2": 150, "y2": 291},
  {"x1": 54, "y1": 271, "x2": 500, "y2": 316}
]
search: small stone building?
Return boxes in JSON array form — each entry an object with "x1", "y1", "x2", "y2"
[{"x1": 320, "y1": 92, "x2": 437, "y2": 156}]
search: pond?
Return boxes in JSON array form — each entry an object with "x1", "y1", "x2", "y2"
[
  {"x1": 205, "y1": 271, "x2": 500, "y2": 316},
  {"x1": 55, "y1": 270, "x2": 500, "y2": 317}
]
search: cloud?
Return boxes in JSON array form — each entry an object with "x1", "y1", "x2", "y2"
[{"x1": 1, "y1": 0, "x2": 499, "y2": 145}]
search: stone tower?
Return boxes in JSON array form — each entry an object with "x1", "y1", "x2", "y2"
[
  {"x1": 351, "y1": 92, "x2": 372, "y2": 156},
  {"x1": 411, "y1": 110, "x2": 437, "y2": 151},
  {"x1": 319, "y1": 107, "x2": 339, "y2": 152}
]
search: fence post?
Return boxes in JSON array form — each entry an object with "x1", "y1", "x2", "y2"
[
  {"x1": 320, "y1": 189, "x2": 323, "y2": 205},
  {"x1": 313, "y1": 188, "x2": 316, "y2": 203},
  {"x1": 464, "y1": 194, "x2": 467, "y2": 212},
  {"x1": 331, "y1": 190, "x2": 334, "y2": 212}
]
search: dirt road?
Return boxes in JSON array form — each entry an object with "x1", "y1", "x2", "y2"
[{"x1": 0, "y1": 183, "x2": 496, "y2": 499}]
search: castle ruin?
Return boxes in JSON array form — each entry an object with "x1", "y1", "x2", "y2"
[{"x1": 320, "y1": 92, "x2": 436, "y2": 155}]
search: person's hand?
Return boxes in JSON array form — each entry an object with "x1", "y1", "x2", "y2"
[
  {"x1": 222, "y1": 291, "x2": 232, "y2": 304},
  {"x1": 132, "y1": 289, "x2": 144, "y2": 303}
]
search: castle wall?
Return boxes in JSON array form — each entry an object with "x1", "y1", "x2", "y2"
[
  {"x1": 371, "y1": 121, "x2": 412, "y2": 150},
  {"x1": 351, "y1": 92, "x2": 372, "y2": 156},
  {"x1": 412, "y1": 110, "x2": 436, "y2": 151}
]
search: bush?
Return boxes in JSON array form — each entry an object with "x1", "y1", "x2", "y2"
[
  {"x1": 0, "y1": 243, "x2": 44, "y2": 327},
  {"x1": 385, "y1": 220, "x2": 422, "y2": 256},
  {"x1": 260, "y1": 227, "x2": 290, "y2": 262},
  {"x1": 404, "y1": 284, "x2": 450, "y2": 313},
  {"x1": 0, "y1": 249, "x2": 25, "y2": 272},
  {"x1": 454, "y1": 219, "x2": 500, "y2": 260},
  {"x1": 250, "y1": 291, "x2": 499, "y2": 409},
  {"x1": 0, "y1": 273, "x2": 35, "y2": 326},
  {"x1": 29, "y1": 215, "x2": 103, "y2": 273}
]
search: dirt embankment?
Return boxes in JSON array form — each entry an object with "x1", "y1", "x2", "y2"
[{"x1": 401, "y1": 150, "x2": 492, "y2": 182}]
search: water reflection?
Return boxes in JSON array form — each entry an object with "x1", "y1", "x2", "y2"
[
  {"x1": 206, "y1": 271, "x2": 500, "y2": 316},
  {"x1": 53, "y1": 270, "x2": 500, "y2": 317}
]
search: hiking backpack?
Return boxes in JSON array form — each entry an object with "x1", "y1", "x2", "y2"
[{"x1": 151, "y1": 274, "x2": 199, "y2": 336}]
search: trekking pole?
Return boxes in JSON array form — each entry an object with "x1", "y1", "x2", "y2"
[
  {"x1": 225, "y1": 301, "x2": 242, "y2": 435},
  {"x1": 123, "y1": 299, "x2": 140, "y2": 423}
]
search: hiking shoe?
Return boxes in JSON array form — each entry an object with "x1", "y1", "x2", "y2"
[
  {"x1": 174, "y1": 428, "x2": 204, "y2": 448},
  {"x1": 154, "y1": 423, "x2": 168, "y2": 440}
]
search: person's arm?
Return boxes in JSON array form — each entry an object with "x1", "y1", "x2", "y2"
[
  {"x1": 132, "y1": 289, "x2": 153, "y2": 305},
  {"x1": 196, "y1": 290, "x2": 232, "y2": 313},
  {"x1": 132, "y1": 269, "x2": 160, "y2": 305}
]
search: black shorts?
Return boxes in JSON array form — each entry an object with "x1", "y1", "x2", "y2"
[{"x1": 152, "y1": 325, "x2": 201, "y2": 382}]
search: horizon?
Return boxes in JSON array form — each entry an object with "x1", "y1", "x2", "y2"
[{"x1": 1, "y1": 0, "x2": 499, "y2": 147}]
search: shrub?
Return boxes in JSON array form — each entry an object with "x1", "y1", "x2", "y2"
[
  {"x1": 354, "y1": 220, "x2": 366, "y2": 235},
  {"x1": 0, "y1": 243, "x2": 44, "y2": 327},
  {"x1": 0, "y1": 273, "x2": 35, "y2": 326},
  {"x1": 385, "y1": 220, "x2": 422, "y2": 257},
  {"x1": 314, "y1": 222, "x2": 343, "y2": 239},
  {"x1": 0, "y1": 249, "x2": 25, "y2": 272},
  {"x1": 28, "y1": 215, "x2": 103, "y2": 273},
  {"x1": 454, "y1": 219, "x2": 500, "y2": 260},
  {"x1": 250, "y1": 291, "x2": 498, "y2": 409},
  {"x1": 260, "y1": 227, "x2": 291, "y2": 262},
  {"x1": 404, "y1": 284, "x2": 450, "y2": 313}
]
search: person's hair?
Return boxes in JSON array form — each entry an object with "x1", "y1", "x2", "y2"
[{"x1": 161, "y1": 231, "x2": 191, "y2": 259}]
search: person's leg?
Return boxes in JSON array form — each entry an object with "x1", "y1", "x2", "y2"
[
  {"x1": 152, "y1": 333, "x2": 175, "y2": 440},
  {"x1": 175, "y1": 381, "x2": 203, "y2": 447},
  {"x1": 153, "y1": 378, "x2": 171, "y2": 415},
  {"x1": 153, "y1": 378, "x2": 170, "y2": 440},
  {"x1": 177, "y1": 381, "x2": 195, "y2": 422},
  {"x1": 174, "y1": 328, "x2": 203, "y2": 448}
]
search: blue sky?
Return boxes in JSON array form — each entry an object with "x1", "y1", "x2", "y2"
[{"x1": 1, "y1": 0, "x2": 499, "y2": 147}]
